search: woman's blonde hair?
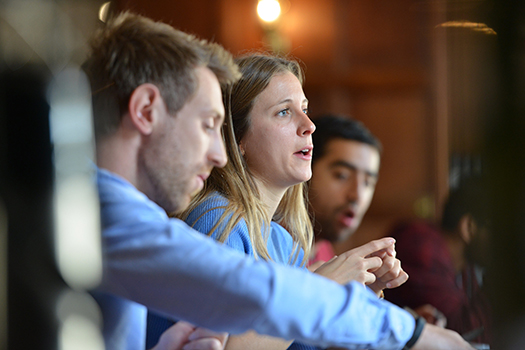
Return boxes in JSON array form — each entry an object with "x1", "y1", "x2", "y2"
[{"x1": 179, "y1": 53, "x2": 313, "y2": 265}]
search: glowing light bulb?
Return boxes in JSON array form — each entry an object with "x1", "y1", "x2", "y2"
[
  {"x1": 99, "y1": 2, "x2": 111, "y2": 23},
  {"x1": 257, "y1": 0, "x2": 281, "y2": 23}
]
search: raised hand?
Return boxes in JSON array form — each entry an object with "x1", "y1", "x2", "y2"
[
  {"x1": 311, "y1": 237, "x2": 396, "y2": 285},
  {"x1": 366, "y1": 245, "x2": 409, "y2": 295}
]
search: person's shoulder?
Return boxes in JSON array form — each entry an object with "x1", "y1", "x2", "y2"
[
  {"x1": 185, "y1": 192, "x2": 249, "y2": 240},
  {"x1": 187, "y1": 192, "x2": 253, "y2": 255},
  {"x1": 388, "y1": 220, "x2": 441, "y2": 242},
  {"x1": 269, "y1": 221, "x2": 295, "y2": 247},
  {"x1": 268, "y1": 221, "x2": 306, "y2": 266},
  {"x1": 185, "y1": 192, "x2": 229, "y2": 224},
  {"x1": 388, "y1": 220, "x2": 448, "y2": 266},
  {"x1": 270, "y1": 221, "x2": 288, "y2": 234},
  {"x1": 97, "y1": 167, "x2": 133, "y2": 197},
  {"x1": 97, "y1": 167, "x2": 168, "y2": 225}
]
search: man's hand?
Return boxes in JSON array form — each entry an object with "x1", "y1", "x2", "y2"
[
  {"x1": 312, "y1": 238, "x2": 396, "y2": 285},
  {"x1": 412, "y1": 324, "x2": 475, "y2": 350},
  {"x1": 413, "y1": 304, "x2": 447, "y2": 328},
  {"x1": 151, "y1": 321, "x2": 229, "y2": 350}
]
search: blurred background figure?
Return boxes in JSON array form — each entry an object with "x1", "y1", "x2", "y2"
[
  {"x1": 308, "y1": 115, "x2": 382, "y2": 265},
  {"x1": 386, "y1": 177, "x2": 492, "y2": 345}
]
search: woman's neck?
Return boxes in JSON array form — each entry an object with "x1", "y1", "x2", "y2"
[{"x1": 252, "y1": 176, "x2": 287, "y2": 218}]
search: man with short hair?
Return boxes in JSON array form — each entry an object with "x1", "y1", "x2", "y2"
[
  {"x1": 85, "y1": 12, "x2": 474, "y2": 350},
  {"x1": 307, "y1": 115, "x2": 409, "y2": 297},
  {"x1": 308, "y1": 115, "x2": 382, "y2": 264}
]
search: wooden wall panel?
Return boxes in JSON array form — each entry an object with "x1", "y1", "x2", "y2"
[
  {"x1": 113, "y1": 0, "x2": 444, "y2": 249},
  {"x1": 114, "y1": 0, "x2": 222, "y2": 40},
  {"x1": 355, "y1": 92, "x2": 432, "y2": 216},
  {"x1": 219, "y1": 0, "x2": 265, "y2": 54}
]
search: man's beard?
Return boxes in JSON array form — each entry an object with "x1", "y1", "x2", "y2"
[{"x1": 138, "y1": 146, "x2": 190, "y2": 215}]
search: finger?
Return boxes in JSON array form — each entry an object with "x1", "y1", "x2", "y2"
[
  {"x1": 188, "y1": 328, "x2": 228, "y2": 343},
  {"x1": 182, "y1": 338, "x2": 223, "y2": 350},
  {"x1": 307, "y1": 260, "x2": 326, "y2": 272},
  {"x1": 363, "y1": 256, "x2": 383, "y2": 273},
  {"x1": 385, "y1": 270, "x2": 409, "y2": 289},
  {"x1": 367, "y1": 248, "x2": 388, "y2": 259},
  {"x1": 153, "y1": 322, "x2": 196, "y2": 350},
  {"x1": 362, "y1": 271, "x2": 377, "y2": 285},
  {"x1": 382, "y1": 242, "x2": 396, "y2": 257},
  {"x1": 373, "y1": 256, "x2": 397, "y2": 278},
  {"x1": 350, "y1": 238, "x2": 396, "y2": 258}
]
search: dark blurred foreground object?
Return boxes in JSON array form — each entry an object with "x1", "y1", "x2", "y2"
[
  {"x1": 486, "y1": 1, "x2": 525, "y2": 349},
  {"x1": 0, "y1": 65, "x2": 63, "y2": 349},
  {"x1": 1, "y1": 60, "x2": 104, "y2": 349}
]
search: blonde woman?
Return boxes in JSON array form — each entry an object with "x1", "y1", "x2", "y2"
[{"x1": 147, "y1": 54, "x2": 407, "y2": 350}]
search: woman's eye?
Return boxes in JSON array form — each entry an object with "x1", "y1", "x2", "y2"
[
  {"x1": 204, "y1": 119, "x2": 215, "y2": 131},
  {"x1": 277, "y1": 108, "x2": 290, "y2": 117},
  {"x1": 302, "y1": 108, "x2": 309, "y2": 115}
]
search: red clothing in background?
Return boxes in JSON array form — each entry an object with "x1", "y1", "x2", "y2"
[
  {"x1": 308, "y1": 240, "x2": 336, "y2": 266},
  {"x1": 385, "y1": 221, "x2": 491, "y2": 344}
]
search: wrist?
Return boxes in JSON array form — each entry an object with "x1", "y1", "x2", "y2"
[{"x1": 403, "y1": 317, "x2": 426, "y2": 350}]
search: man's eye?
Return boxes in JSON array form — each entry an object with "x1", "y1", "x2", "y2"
[
  {"x1": 333, "y1": 172, "x2": 349, "y2": 181},
  {"x1": 365, "y1": 177, "x2": 378, "y2": 188}
]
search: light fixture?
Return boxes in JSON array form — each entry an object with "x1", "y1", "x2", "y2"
[
  {"x1": 436, "y1": 21, "x2": 497, "y2": 35},
  {"x1": 98, "y1": 2, "x2": 111, "y2": 23},
  {"x1": 257, "y1": 0, "x2": 281, "y2": 23}
]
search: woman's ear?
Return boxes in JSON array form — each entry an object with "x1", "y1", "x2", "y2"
[
  {"x1": 128, "y1": 83, "x2": 162, "y2": 135},
  {"x1": 458, "y1": 214, "x2": 478, "y2": 244}
]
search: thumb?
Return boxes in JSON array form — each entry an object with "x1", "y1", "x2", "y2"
[{"x1": 152, "y1": 321, "x2": 196, "y2": 350}]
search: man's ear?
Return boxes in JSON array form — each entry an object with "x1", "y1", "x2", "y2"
[
  {"x1": 128, "y1": 83, "x2": 163, "y2": 135},
  {"x1": 458, "y1": 214, "x2": 478, "y2": 244}
]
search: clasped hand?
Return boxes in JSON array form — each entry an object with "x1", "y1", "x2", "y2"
[
  {"x1": 310, "y1": 237, "x2": 408, "y2": 296},
  {"x1": 151, "y1": 321, "x2": 229, "y2": 350}
]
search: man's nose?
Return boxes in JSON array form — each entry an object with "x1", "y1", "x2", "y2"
[
  {"x1": 346, "y1": 177, "x2": 361, "y2": 203},
  {"x1": 209, "y1": 134, "x2": 228, "y2": 168}
]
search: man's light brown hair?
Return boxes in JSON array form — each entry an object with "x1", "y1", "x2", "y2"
[{"x1": 83, "y1": 12, "x2": 240, "y2": 138}]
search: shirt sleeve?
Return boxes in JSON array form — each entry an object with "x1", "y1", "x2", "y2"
[{"x1": 97, "y1": 171, "x2": 415, "y2": 350}]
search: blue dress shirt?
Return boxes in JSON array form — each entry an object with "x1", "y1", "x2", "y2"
[{"x1": 93, "y1": 167, "x2": 415, "y2": 350}]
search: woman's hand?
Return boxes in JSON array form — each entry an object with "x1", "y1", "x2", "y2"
[
  {"x1": 311, "y1": 237, "x2": 395, "y2": 285},
  {"x1": 366, "y1": 248, "x2": 409, "y2": 295}
]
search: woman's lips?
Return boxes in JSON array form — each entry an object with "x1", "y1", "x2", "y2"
[{"x1": 293, "y1": 146, "x2": 313, "y2": 160}]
